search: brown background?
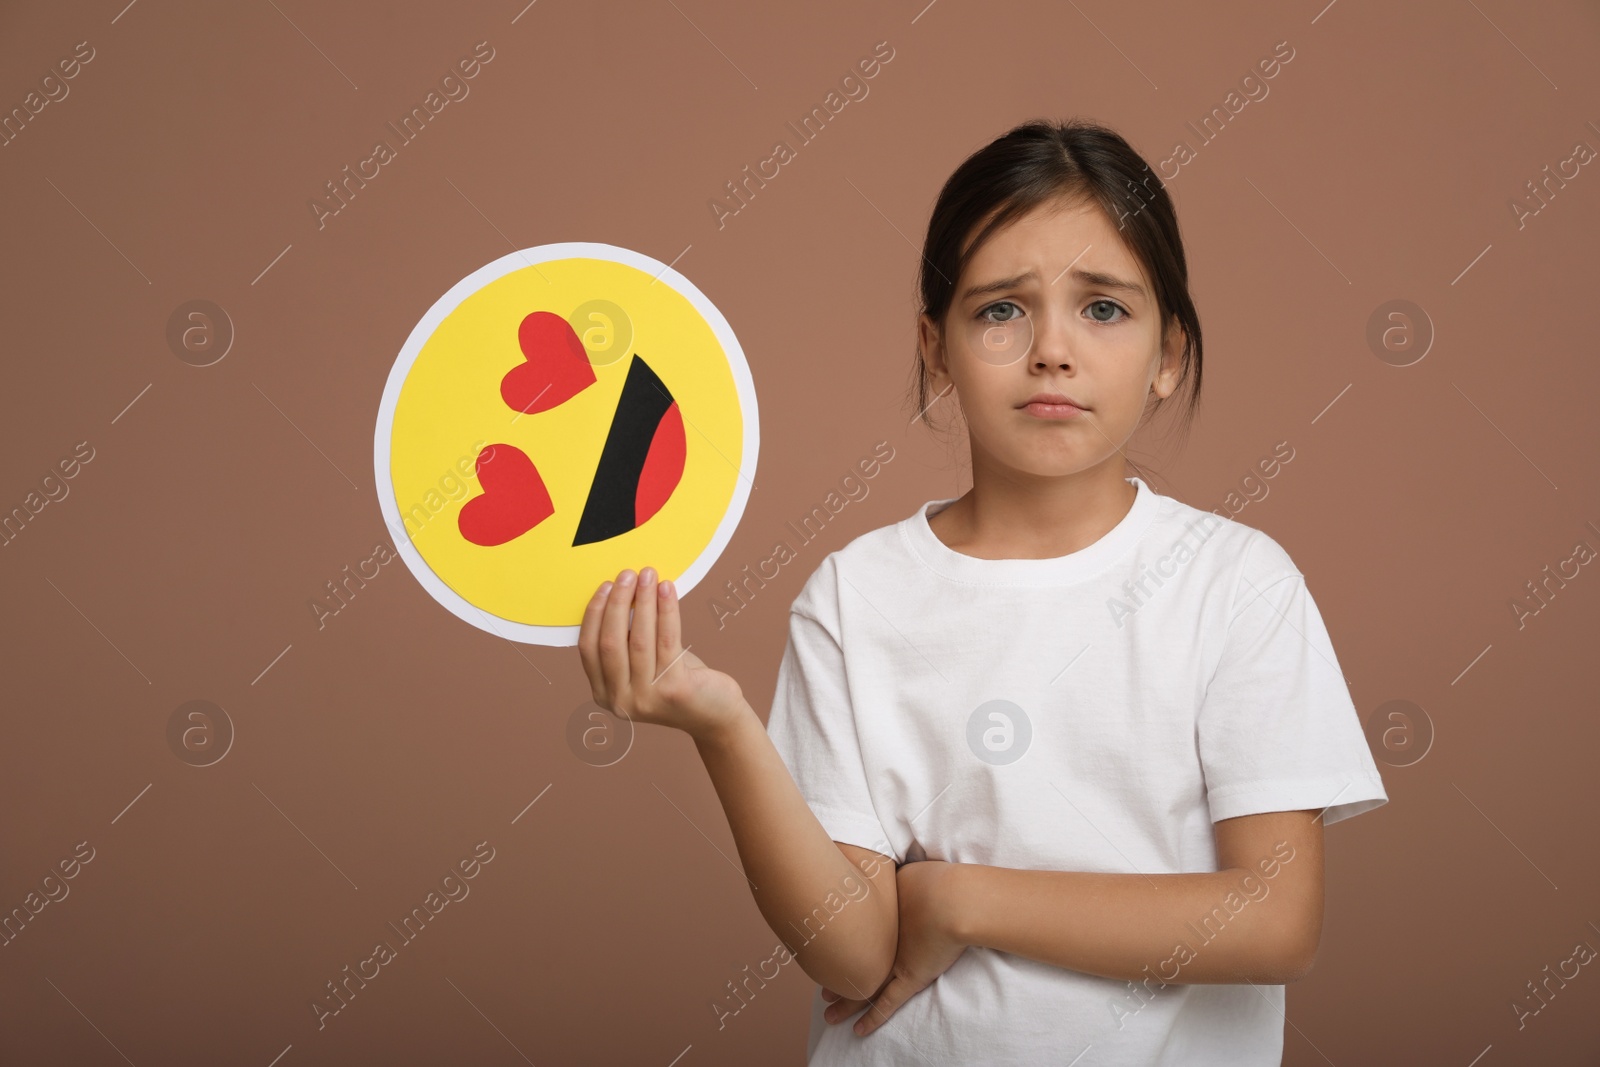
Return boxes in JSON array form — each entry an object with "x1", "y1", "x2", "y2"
[{"x1": 2, "y1": 0, "x2": 1598, "y2": 1063}]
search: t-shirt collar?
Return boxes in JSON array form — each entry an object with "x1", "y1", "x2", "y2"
[{"x1": 900, "y1": 475, "x2": 1160, "y2": 586}]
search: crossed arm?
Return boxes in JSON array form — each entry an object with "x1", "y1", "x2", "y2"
[
  {"x1": 819, "y1": 809, "x2": 1326, "y2": 1035},
  {"x1": 869, "y1": 806, "x2": 1326, "y2": 986}
]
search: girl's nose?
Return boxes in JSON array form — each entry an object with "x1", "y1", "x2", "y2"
[{"x1": 1029, "y1": 308, "x2": 1075, "y2": 370}]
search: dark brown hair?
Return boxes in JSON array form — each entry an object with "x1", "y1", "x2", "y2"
[{"x1": 909, "y1": 118, "x2": 1204, "y2": 470}]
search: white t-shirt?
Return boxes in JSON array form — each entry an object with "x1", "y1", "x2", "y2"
[{"x1": 764, "y1": 475, "x2": 1388, "y2": 1066}]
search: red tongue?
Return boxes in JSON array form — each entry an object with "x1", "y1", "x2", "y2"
[
  {"x1": 457, "y1": 443, "x2": 554, "y2": 547},
  {"x1": 500, "y1": 311, "x2": 596, "y2": 416}
]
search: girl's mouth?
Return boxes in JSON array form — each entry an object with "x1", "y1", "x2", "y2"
[{"x1": 1021, "y1": 402, "x2": 1085, "y2": 419}]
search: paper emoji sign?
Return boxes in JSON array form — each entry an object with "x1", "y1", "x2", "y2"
[{"x1": 374, "y1": 242, "x2": 758, "y2": 645}]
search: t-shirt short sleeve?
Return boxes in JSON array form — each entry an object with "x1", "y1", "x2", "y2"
[
  {"x1": 765, "y1": 586, "x2": 899, "y2": 864},
  {"x1": 1197, "y1": 533, "x2": 1389, "y2": 827}
]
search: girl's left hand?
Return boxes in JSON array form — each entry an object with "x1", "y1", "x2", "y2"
[{"x1": 820, "y1": 859, "x2": 967, "y2": 1037}]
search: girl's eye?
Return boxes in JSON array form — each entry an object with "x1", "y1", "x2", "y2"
[
  {"x1": 978, "y1": 300, "x2": 1024, "y2": 323},
  {"x1": 1086, "y1": 299, "x2": 1127, "y2": 323}
]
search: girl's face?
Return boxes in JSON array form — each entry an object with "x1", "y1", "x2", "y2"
[{"x1": 918, "y1": 195, "x2": 1184, "y2": 481}]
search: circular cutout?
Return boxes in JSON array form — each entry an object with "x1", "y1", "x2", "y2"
[{"x1": 375, "y1": 243, "x2": 758, "y2": 645}]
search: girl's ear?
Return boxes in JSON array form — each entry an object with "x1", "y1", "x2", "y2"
[
  {"x1": 1152, "y1": 314, "x2": 1185, "y2": 398},
  {"x1": 918, "y1": 312, "x2": 949, "y2": 384}
]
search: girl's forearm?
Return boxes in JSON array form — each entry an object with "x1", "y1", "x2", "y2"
[
  {"x1": 942, "y1": 864, "x2": 1313, "y2": 986},
  {"x1": 693, "y1": 703, "x2": 896, "y2": 996}
]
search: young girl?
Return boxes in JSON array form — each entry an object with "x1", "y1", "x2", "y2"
[{"x1": 578, "y1": 118, "x2": 1388, "y2": 1066}]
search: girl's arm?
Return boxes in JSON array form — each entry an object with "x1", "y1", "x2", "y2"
[
  {"x1": 938, "y1": 808, "x2": 1324, "y2": 985},
  {"x1": 578, "y1": 567, "x2": 897, "y2": 998},
  {"x1": 694, "y1": 707, "x2": 899, "y2": 998}
]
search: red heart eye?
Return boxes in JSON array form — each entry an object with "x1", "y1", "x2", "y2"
[
  {"x1": 456, "y1": 444, "x2": 555, "y2": 547},
  {"x1": 500, "y1": 311, "x2": 596, "y2": 416}
]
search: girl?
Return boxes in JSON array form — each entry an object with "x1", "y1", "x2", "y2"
[{"x1": 578, "y1": 118, "x2": 1388, "y2": 1066}]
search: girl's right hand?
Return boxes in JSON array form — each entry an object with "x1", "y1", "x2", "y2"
[{"x1": 577, "y1": 566, "x2": 747, "y2": 742}]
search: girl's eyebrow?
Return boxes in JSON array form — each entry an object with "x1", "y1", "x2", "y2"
[
  {"x1": 961, "y1": 270, "x2": 1037, "y2": 301},
  {"x1": 960, "y1": 267, "x2": 1147, "y2": 301},
  {"x1": 1066, "y1": 268, "x2": 1148, "y2": 299}
]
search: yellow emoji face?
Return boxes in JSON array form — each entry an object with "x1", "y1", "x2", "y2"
[{"x1": 375, "y1": 243, "x2": 757, "y2": 645}]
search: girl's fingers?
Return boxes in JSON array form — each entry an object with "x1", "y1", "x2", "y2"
[
  {"x1": 630, "y1": 566, "x2": 659, "y2": 688},
  {"x1": 655, "y1": 573, "x2": 682, "y2": 672},
  {"x1": 577, "y1": 581, "x2": 613, "y2": 703},
  {"x1": 822, "y1": 979, "x2": 878, "y2": 1023},
  {"x1": 855, "y1": 991, "x2": 897, "y2": 1035},
  {"x1": 598, "y1": 569, "x2": 638, "y2": 699},
  {"x1": 855, "y1": 978, "x2": 915, "y2": 1036},
  {"x1": 822, "y1": 997, "x2": 869, "y2": 1024}
]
